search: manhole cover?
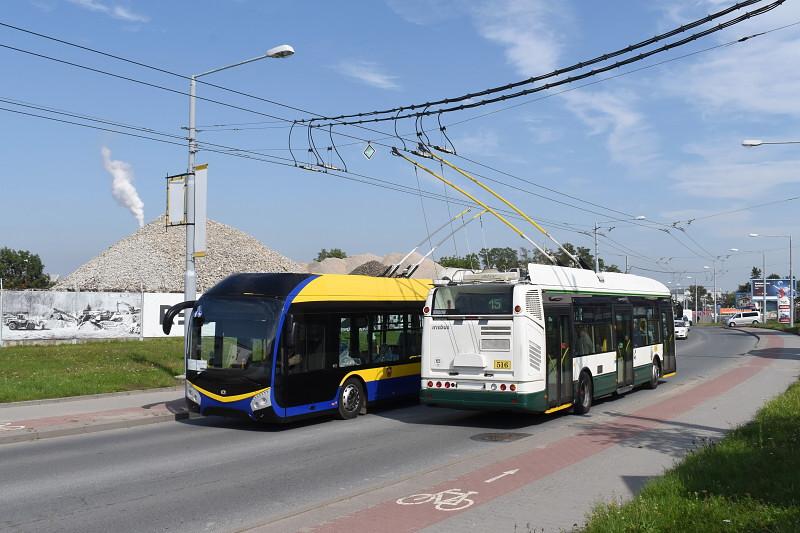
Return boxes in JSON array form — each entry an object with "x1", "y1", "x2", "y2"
[{"x1": 471, "y1": 432, "x2": 531, "y2": 443}]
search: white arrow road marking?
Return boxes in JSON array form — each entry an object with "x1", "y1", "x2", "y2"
[
  {"x1": 484, "y1": 469, "x2": 519, "y2": 483},
  {"x1": 0, "y1": 422, "x2": 26, "y2": 431}
]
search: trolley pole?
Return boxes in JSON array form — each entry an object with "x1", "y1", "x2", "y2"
[{"x1": 594, "y1": 221, "x2": 599, "y2": 273}]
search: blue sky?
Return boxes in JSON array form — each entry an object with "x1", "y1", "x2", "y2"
[{"x1": 1, "y1": 0, "x2": 799, "y2": 293}]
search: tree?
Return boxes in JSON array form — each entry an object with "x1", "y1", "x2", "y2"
[
  {"x1": 767, "y1": 273, "x2": 781, "y2": 280},
  {"x1": 737, "y1": 282, "x2": 751, "y2": 293},
  {"x1": 685, "y1": 284, "x2": 708, "y2": 310},
  {"x1": 315, "y1": 248, "x2": 347, "y2": 262},
  {"x1": 721, "y1": 291, "x2": 736, "y2": 308},
  {"x1": 0, "y1": 248, "x2": 51, "y2": 289},
  {"x1": 751, "y1": 266, "x2": 762, "y2": 280},
  {"x1": 438, "y1": 253, "x2": 480, "y2": 269},
  {"x1": 529, "y1": 242, "x2": 620, "y2": 272},
  {"x1": 479, "y1": 247, "x2": 520, "y2": 271}
]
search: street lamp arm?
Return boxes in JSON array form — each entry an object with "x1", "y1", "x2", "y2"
[{"x1": 195, "y1": 54, "x2": 272, "y2": 78}]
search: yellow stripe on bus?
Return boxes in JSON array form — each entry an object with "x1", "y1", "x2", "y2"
[
  {"x1": 293, "y1": 275, "x2": 431, "y2": 303},
  {"x1": 193, "y1": 384, "x2": 269, "y2": 403},
  {"x1": 339, "y1": 361, "x2": 421, "y2": 386},
  {"x1": 544, "y1": 402, "x2": 573, "y2": 414}
]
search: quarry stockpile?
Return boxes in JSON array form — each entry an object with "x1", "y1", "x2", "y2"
[
  {"x1": 54, "y1": 217, "x2": 302, "y2": 292},
  {"x1": 309, "y1": 252, "x2": 441, "y2": 279}
]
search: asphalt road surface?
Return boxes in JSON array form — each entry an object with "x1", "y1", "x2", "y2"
[{"x1": 1, "y1": 327, "x2": 797, "y2": 533}]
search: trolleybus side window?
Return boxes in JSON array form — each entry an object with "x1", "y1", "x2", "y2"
[
  {"x1": 574, "y1": 303, "x2": 613, "y2": 356},
  {"x1": 632, "y1": 304, "x2": 659, "y2": 347}
]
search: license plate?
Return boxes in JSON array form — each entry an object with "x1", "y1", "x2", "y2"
[{"x1": 493, "y1": 360, "x2": 511, "y2": 370}]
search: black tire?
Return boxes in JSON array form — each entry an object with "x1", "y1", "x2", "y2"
[
  {"x1": 752, "y1": 321, "x2": 758, "y2": 326},
  {"x1": 573, "y1": 372, "x2": 593, "y2": 415},
  {"x1": 646, "y1": 359, "x2": 661, "y2": 390},
  {"x1": 8, "y1": 322, "x2": 17, "y2": 330},
  {"x1": 337, "y1": 378, "x2": 365, "y2": 420}
]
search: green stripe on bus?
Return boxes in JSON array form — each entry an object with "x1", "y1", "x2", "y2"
[{"x1": 420, "y1": 388, "x2": 548, "y2": 412}]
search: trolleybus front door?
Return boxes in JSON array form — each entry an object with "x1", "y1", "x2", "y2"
[
  {"x1": 614, "y1": 306, "x2": 634, "y2": 388},
  {"x1": 544, "y1": 307, "x2": 573, "y2": 408}
]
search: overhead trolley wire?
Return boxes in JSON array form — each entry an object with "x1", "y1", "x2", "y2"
[{"x1": 304, "y1": 0, "x2": 774, "y2": 124}]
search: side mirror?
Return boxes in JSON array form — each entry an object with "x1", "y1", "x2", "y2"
[
  {"x1": 283, "y1": 314, "x2": 296, "y2": 349},
  {"x1": 163, "y1": 301, "x2": 196, "y2": 335}
]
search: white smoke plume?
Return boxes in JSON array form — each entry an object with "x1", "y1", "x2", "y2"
[{"x1": 102, "y1": 146, "x2": 144, "y2": 227}]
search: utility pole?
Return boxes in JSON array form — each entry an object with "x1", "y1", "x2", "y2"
[
  {"x1": 625, "y1": 255, "x2": 628, "y2": 274},
  {"x1": 713, "y1": 260, "x2": 718, "y2": 323},
  {"x1": 694, "y1": 282, "x2": 698, "y2": 324},
  {"x1": 594, "y1": 220, "x2": 599, "y2": 273},
  {"x1": 763, "y1": 250, "x2": 767, "y2": 322}
]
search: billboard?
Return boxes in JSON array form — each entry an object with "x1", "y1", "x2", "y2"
[{"x1": 751, "y1": 278, "x2": 796, "y2": 298}]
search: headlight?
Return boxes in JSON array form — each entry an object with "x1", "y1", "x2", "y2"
[
  {"x1": 250, "y1": 390, "x2": 271, "y2": 412},
  {"x1": 185, "y1": 382, "x2": 201, "y2": 405}
]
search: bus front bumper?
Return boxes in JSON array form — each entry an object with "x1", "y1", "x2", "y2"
[{"x1": 420, "y1": 388, "x2": 548, "y2": 412}]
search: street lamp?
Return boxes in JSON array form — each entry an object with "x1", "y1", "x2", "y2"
[
  {"x1": 742, "y1": 139, "x2": 800, "y2": 147},
  {"x1": 184, "y1": 45, "x2": 295, "y2": 333},
  {"x1": 592, "y1": 215, "x2": 646, "y2": 273},
  {"x1": 749, "y1": 233, "x2": 793, "y2": 327},
  {"x1": 703, "y1": 264, "x2": 717, "y2": 323}
]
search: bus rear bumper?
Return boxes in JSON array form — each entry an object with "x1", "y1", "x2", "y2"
[{"x1": 420, "y1": 388, "x2": 548, "y2": 412}]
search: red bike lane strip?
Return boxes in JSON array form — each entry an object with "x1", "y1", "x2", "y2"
[
  {"x1": 7, "y1": 403, "x2": 177, "y2": 430},
  {"x1": 309, "y1": 334, "x2": 784, "y2": 533}
]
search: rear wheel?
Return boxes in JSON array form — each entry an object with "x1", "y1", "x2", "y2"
[
  {"x1": 337, "y1": 378, "x2": 365, "y2": 420},
  {"x1": 646, "y1": 359, "x2": 661, "y2": 390},
  {"x1": 752, "y1": 320, "x2": 758, "y2": 326},
  {"x1": 573, "y1": 372, "x2": 593, "y2": 415}
]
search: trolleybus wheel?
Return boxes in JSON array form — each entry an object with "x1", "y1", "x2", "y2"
[
  {"x1": 646, "y1": 358, "x2": 661, "y2": 390},
  {"x1": 337, "y1": 378, "x2": 364, "y2": 420},
  {"x1": 573, "y1": 372, "x2": 592, "y2": 415}
]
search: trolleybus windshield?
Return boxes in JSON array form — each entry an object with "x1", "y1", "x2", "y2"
[
  {"x1": 189, "y1": 297, "x2": 282, "y2": 384},
  {"x1": 432, "y1": 285, "x2": 513, "y2": 315}
]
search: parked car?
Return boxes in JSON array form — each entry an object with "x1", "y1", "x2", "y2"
[
  {"x1": 674, "y1": 319, "x2": 689, "y2": 340},
  {"x1": 726, "y1": 311, "x2": 761, "y2": 327}
]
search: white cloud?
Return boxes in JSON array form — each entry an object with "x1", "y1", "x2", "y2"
[
  {"x1": 69, "y1": 0, "x2": 149, "y2": 23},
  {"x1": 336, "y1": 60, "x2": 400, "y2": 90},
  {"x1": 463, "y1": 0, "x2": 660, "y2": 171},
  {"x1": 470, "y1": 0, "x2": 565, "y2": 75},
  {"x1": 562, "y1": 90, "x2": 659, "y2": 171}
]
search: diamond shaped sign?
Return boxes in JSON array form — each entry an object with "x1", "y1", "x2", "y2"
[{"x1": 363, "y1": 143, "x2": 376, "y2": 160}]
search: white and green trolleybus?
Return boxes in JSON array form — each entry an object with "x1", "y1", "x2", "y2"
[{"x1": 420, "y1": 264, "x2": 676, "y2": 414}]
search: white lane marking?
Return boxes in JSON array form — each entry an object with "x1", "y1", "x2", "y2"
[
  {"x1": 484, "y1": 469, "x2": 519, "y2": 483},
  {"x1": 396, "y1": 488, "x2": 478, "y2": 511},
  {"x1": 0, "y1": 422, "x2": 26, "y2": 431}
]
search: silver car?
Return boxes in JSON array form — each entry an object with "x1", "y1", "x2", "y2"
[
  {"x1": 674, "y1": 319, "x2": 689, "y2": 339},
  {"x1": 726, "y1": 311, "x2": 762, "y2": 327}
]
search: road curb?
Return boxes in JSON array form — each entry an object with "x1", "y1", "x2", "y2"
[
  {"x1": 0, "y1": 411, "x2": 188, "y2": 445},
  {"x1": 0, "y1": 384, "x2": 184, "y2": 409}
]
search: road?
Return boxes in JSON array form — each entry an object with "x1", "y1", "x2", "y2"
[{"x1": 1, "y1": 327, "x2": 797, "y2": 532}]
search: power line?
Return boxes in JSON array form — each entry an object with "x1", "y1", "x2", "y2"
[{"x1": 302, "y1": 0, "x2": 776, "y2": 125}]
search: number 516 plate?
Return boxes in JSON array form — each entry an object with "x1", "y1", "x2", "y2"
[{"x1": 493, "y1": 360, "x2": 511, "y2": 370}]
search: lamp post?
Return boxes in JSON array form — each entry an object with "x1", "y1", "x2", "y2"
[
  {"x1": 703, "y1": 264, "x2": 717, "y2": 323},
  {"x1": 184, "y1": 45, "x2": 295, "y2": 333},
  {"x1": 742, "y1": 138, "x2": 797, "y2": 325},
  {"x1": 592, "y1": 215, "x2": 646, "y2": 273},
  {"x1": 749, "y1": 233, "x2": 793, "y2": 326}
]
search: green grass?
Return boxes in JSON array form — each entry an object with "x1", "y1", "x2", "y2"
[
  {"x1": 582, "y1": 380, "x2": 800, "y2": 532},
  {"x1": 0, "y1": 338, "x2": 184, "y2": 403},
  {"x1": 752, "y1": 322, "x2": 800, "y2": 335}
]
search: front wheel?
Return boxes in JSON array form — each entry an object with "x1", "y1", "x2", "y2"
[
  {"x1": 752, "y1": 321, "x2": 758, "y2": 326},
  {"x1": 337, "y1": 378, "x2": 365, "y2": 420},
  {"x1": 573, "y1": 372, "x2": 593, "y2": 415}
]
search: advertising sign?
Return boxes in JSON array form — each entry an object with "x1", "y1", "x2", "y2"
[
  {"x1": 751, "y1": 278, "x2": 796, "y2": 298},
  {"x1": 142, "y1": 292, "x2": 195, "y2": 338}
]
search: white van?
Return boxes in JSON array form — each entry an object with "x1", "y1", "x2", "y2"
[{"x1": 726, "y1": 311, "x2": 762, "y2": 327}]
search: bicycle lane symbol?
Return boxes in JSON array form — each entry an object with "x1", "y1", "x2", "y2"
[{"x1": 396, "y1": 488, "x2": 478, "y2": 512}]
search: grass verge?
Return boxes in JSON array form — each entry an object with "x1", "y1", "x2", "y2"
[
  {"x1": 0, "y1": 338, "x2": 184, "y2": 403},
  {"x1": 582, "y1": 379, "x2": 800, "y2": 532}
]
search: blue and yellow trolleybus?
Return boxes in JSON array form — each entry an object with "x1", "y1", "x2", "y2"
[{"x1": 164, "y1": 273, "x2": 430, "y2": 422}]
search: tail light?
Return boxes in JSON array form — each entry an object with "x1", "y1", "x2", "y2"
[
  {"x1": 423, "y1": 306, "x2": 430, "y2": 314},
  {"x1": 510, "y1": 384, "x2": 516, "y2": 392},
  {"x1": 444, "y1": 382, "x2": 450, "y2": 389},
  {"x1": 500, "y1": 384, "x2": 507, "y2": 391},
  {"x1": 436, "y1": 381, "x2": 442, "y2": 388},
  {"x1": 514, "y1": 305, "x2": 522, "y2": 313},
  {"x1": 427, "y1": 381, "x2": 433, "y2": 388}
]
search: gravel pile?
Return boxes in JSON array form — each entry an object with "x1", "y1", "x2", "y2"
[
  {"x1": 54, "y1": 216, "x2": 303, "y2": 292},
  {"x1": 349, "y1": 260, "x2": 389, "y2": 277},
  {"x1": 308, "y1": 252, "x2": 441, "y2": 279}
]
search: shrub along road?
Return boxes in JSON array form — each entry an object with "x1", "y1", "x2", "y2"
[{"x1": 0, "y1": 327, "x2": 796, "y2": 533}]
